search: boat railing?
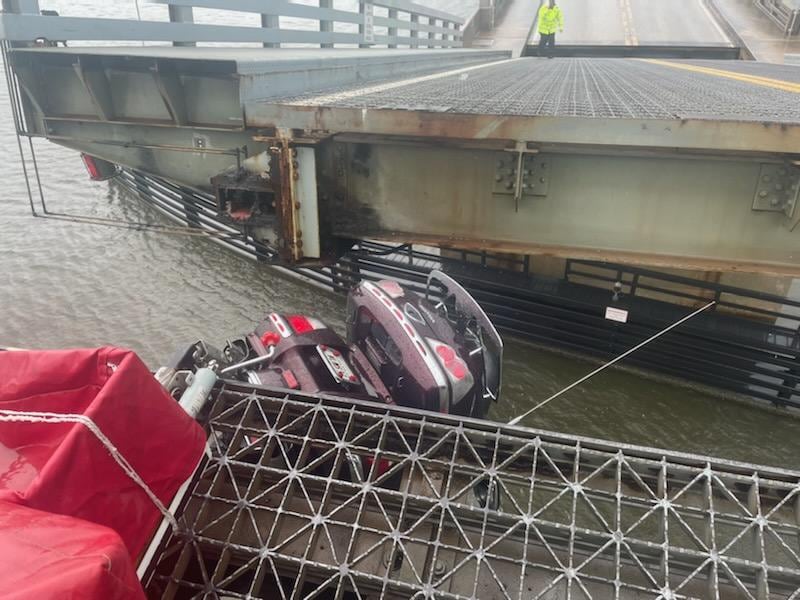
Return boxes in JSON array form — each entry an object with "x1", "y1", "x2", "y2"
[{"x1": 0, "y1": 0, "x2": 464, "y2": 48}]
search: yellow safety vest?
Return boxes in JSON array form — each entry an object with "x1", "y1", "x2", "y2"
[{"x1": 538, "y1": 5, "x2": 564, "y2": 35}]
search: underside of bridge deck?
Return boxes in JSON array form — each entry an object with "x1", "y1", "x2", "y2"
[{"x1": 7, "y1": 48, "x2": 800, "y2": 273}]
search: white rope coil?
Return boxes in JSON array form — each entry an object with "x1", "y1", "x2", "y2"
[{"x1": 0, "y1": 409, "x2": 178, "y2": 531}]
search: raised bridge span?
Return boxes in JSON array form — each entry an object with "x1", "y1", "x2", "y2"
[
  {"x1": 5, "y1": 3, "x2": 800, "y2": 598},
  {"x1": 3, "y1": 0, "x2": 800, "y2": 275}
]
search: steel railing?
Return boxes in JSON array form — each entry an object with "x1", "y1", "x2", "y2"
[
  {"x1": 0, "y1": 0, "x2": 464, "y2": 48},
  {"x1": 753, "y1": 0, "x2": 800, "y2": 35}
]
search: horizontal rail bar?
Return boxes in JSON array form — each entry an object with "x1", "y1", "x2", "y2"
[
  {"x1": 571, "y1": 259, "x2": 800, "y2": 311},
  {"x1": 374, "y1": 0, "x2": 464, "y2": 23},
  {"x1": 154, "y1": 0, "x2": 464, "y2": 25},
  {"x1": 0, "y1": 13, "x2": 461, "y2": 45}
]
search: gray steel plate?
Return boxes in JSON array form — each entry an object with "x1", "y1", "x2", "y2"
[{"x1": 275, "y1": 58, "x2": 800, "y2": 124}]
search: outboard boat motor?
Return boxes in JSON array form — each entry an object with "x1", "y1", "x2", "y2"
[
  {"x1": 346, "y1": 270, "x2": 502, "y2": 419},
  {"x1": 173, "y1": 272, "x2": 502, "y2": 420}
]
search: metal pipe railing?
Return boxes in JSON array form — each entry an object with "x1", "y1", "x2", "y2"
[
  {"x1": 0, "y1": 0, "x2": 464, "y2": 48},
  {"x1": 753, "y1": 0, "x2": 800, "y2": 36}
]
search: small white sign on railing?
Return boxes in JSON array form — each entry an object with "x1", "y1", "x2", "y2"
[
  {"x1": 605, "y1": 306, "x2": 629, "y2": 323},
  {"x1": 363, "y1": 2, "x2": 375, "y2": 43}
]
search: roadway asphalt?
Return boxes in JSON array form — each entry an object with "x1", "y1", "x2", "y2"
[{"x1": 550, "y1": 0, "x2": 732, "y2": 46}]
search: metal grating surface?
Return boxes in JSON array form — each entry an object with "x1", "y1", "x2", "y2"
[
  {"x1": 278, "y1": 58, "x2": 800, "y2": 124},
  {"x1": 145, "y1": 383, "x2": 800, "y2": 599}
]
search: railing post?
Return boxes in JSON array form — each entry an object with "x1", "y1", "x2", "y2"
[
  {"x1": 319, "y1": 0, "x2": 334, "y2": 48},
  {"x1": 442, "y1": 20, "x2": 449, "y2": 45},
  {"x1": 2, "y1": 0, "x2": 39, "y2": 13},
  {"x1": 359, "y1": 1, "x2": 374, "y2": 48},
  {"x1": 387, "y1": 8, "x2": 398, "y2": 49},
  {"x1": 168, "y1": 5, "x2": 195, "y2": 47},
  {"x1": 410, "y1": 13, "x2": 419, "y2": 48},
  {"x1": 261, "y1": 13, "x2": 280, "y2": 48}
]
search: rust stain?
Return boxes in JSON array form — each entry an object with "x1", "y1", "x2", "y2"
[{"x1": 247, "y1": 104, "x2": 800, "y2": 155}]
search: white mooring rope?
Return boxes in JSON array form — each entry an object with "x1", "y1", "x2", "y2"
[{"x1": 0, "y1": 410, "x2": 179, "y2": 531}]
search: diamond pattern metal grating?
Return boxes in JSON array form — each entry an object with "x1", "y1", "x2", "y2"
[
  {"x1": 144, "y1": 382, "x2": 800, "y2": 599},
  {"x1": 280, "y1": 58, "x2": 800, "y2": 124}
]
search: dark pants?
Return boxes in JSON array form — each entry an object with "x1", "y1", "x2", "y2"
[{"x1": 539, "y1": 33, "x2": 556, "y2": 57}]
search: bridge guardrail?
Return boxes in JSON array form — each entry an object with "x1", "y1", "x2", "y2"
[
  {"x1": 0, "y1": 0, "x2": 463, "y2": 48},
  {"x1": 753, "y1": 0, "x2": 800, "y2": 36}
]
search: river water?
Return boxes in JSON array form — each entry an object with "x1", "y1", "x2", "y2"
[{"x1": 1, "y1": 1, "x2": 797, "y2": 471}]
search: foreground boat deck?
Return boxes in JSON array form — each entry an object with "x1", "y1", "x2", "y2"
[{"x1": 142, "y1": 382, "x2": 800, "y2": 599}]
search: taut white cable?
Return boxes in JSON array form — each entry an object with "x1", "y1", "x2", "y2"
[
  {"x1": 508, "y1": 301, "x2": 717, "y2": 426},
  {"x1": 0, "y1": 410, "x2": 179, "y2": 531}
]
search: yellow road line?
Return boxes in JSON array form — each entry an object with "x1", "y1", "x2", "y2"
[{"x1": 642, "y1": 59, "x2": 800, "y2": 94}]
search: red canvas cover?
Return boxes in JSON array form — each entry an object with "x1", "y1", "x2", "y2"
[
  {"x1": 0, "y1": 347, "x2": 206, "y2": 561},
  {"x1": 0, "y1": 500, "x2": 146, "y2": 600}
]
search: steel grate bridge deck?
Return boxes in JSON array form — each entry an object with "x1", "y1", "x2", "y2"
[
  {"x1": 270, "y1": 58, "x2": 800, "y2": 123},
  {"x1": 144, "y1": 382, "x2": 800, "y2": 600}
]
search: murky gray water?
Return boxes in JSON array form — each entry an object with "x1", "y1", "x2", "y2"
[{"x1": 1, "y1": 1, "x2": 797, "y2": 471}]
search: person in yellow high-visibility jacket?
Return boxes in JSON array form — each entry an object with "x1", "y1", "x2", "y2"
[{"x1": 538, "y1": 0, "x2": 564, "y2": 59}]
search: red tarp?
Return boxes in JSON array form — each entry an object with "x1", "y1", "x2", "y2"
[
  {"x1": 0, "y1": 347, "x2": 207, "y2": 599},
  {"x1": 0, "y1": 501, "x2": 147, "y2": 600}
]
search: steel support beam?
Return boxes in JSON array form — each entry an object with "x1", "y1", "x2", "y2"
[
  {"x1": 44, "y1": 119, "x2": 257, "y2": 190},
  {"x1": 317, "y1": 139, "x2": 800, "y2": 275}
]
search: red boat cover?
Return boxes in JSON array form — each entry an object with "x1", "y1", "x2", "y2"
[
  {"x1": 0, "y1": 347, "x2": 207, "y2": 598},
  {"x1": 0, "y1": 501, "x2": 146, "y2": 600}
]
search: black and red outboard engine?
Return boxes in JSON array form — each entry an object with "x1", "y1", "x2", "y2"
[
  {"x1": 218, "y1": 270, "x2": 502, "y2": 420},
  {"x1": 244, "y1": 313, "x2": 393, "y2": 405},
  {"x1": 346, "y1": 271, "x2": 503, "y2": 419}
]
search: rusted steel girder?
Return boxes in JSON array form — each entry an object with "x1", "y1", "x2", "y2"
[{"x1": 307, "y1": 136, "x2": 800, "y2": 275}]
